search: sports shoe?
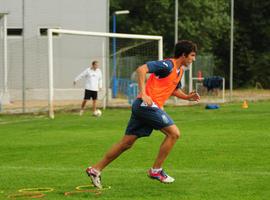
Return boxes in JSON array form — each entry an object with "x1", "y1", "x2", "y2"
[
  {"x1": 79, "y1": 110, "x2": 84, "y2": 116},
  {"x1": 86, "y1": 167, "x2": 102, "y2": 189},
  {"x1": 148, "y1": 169, "x2": 175, "y2": 183}
]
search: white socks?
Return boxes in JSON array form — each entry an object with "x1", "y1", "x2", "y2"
[{"x1": 151, "y1": 168, "x2": 162, "y2": 173}]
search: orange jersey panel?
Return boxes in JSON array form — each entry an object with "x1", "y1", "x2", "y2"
[{"x1": 140, "y1": 59, "x2": 183, "y2": 108}]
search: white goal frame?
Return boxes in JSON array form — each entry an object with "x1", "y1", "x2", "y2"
[
  {"x1": 191, "y1": 77, "x2": 225, "y2": 103},
  {"x1": 48, "y1": 28, "x2": 163, "y2": 118},
  {"x1": 0, "y1": 13, "x2": 10, "y2": 105}
]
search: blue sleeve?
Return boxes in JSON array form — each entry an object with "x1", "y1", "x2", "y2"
[{"x1": 146, "y1": 60, "x2": 173, "y2": 78}]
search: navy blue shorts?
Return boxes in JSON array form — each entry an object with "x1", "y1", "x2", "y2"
[{"x1": 125, "y1": 98, "x2": 174, "y2": 138}]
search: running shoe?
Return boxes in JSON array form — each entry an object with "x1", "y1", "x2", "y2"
[
  {"x1": 148, "y1": 169, "x2": 175, "y2": 183},
  {"x1": 86, "y1": 167, "x2": 102, "y2": 188}
]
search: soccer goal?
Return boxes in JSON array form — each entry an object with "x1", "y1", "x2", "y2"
[
  {"x1": 47, "y1": 29, "x2": 163, "y2": 118},
  {"x1": 190, "y1": 77, "x2": 225, "y2": 103},
  {"x1": 188, "y1": 55, "x2": 225, "y2": 103}
]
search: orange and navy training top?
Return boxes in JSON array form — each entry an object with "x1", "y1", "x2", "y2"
[{"x1": 139, "y1": 59, "x2": 184, "y2": 108}]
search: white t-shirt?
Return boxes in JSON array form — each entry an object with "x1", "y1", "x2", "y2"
[{"x1": 74, "y1": 67, "x2": 102, "y2": 91}]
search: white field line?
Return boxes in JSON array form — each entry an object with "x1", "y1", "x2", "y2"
[
  {"x1": 0, "y1": 117, "x2": 47, "y2": 125},
  {"x1": 0, "y1": 166, "x2": 269, "y2": 176}
]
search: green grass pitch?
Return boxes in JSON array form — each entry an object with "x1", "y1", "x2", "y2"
[{"x1": 0, "y1": 101, "x2": 270, "y2": 200}]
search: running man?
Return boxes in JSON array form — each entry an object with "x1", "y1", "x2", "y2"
[
  {"x1": 86, "y1": 40, "x2": 200, "y2": 188},
  {"x1": 73, "y1": 60, "x2": 102, "y2": 116}
]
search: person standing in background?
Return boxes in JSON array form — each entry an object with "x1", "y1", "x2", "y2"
[{"x1": 73, "y1": 60, "x2": 102, "y2": 116}]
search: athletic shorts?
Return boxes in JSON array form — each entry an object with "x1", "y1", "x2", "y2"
[
  {"x1": 125, "y1": 98, "x2": 174, "y2": 138},
  {"x1": 84, "y1": 89, "x2": 97, "y2": 100}
]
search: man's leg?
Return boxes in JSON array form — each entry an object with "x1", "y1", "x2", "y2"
[
  {"x1": 81, "y1": 99, "x2": 87, "y2": 110},
  {"x1": 80, "y1": 100, "x2": 88, "y2": 115},
  {"x1": 86, "y1": 134, "x2": 137, "y2": 188},
  {"x1": 147, "y1": 125, "x2": 180, "y2": 183},
  {"x1": 92, "y1": 134, "x2": 137, "y2": 171},
  {"x1": 92, "y1": 99, "x2": 97, "y2": 112},
  {"x1": 152, "y1": 124, "x2": 180, "y2": 168}
]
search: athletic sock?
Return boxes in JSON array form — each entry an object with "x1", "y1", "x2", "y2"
[
  {"x1": 90, "y1": 167, "x2": 101, "y2": 174},
  {"x1": 151, "y1": 168, "x2": 162, "y2": 173}
]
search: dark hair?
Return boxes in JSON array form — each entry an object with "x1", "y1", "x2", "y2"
[
  {"x1": 174, "y1": 40, "x2": 197, "y2": 58},
  {"x1": 92, "y1": 60, "x2": 98, "y2": 66}
]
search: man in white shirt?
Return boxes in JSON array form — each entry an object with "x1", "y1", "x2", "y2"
[{"x1": 73, "y1": 60, "x2": 102, "y2": 116}]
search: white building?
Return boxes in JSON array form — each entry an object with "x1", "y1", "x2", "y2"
[{"x1": 0, "y1": 0, "x2": 109, "y2": 109}]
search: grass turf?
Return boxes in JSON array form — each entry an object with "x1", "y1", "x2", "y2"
[{"x1": 0, "y1": 101, "x2": 270, "y2": 199}]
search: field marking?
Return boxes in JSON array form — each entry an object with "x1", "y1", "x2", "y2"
[
  {"x1": 0, "y1": 166, "x2": 269, "y2": 176},
  {"x1": 0, "y1": 117, "x2": 47, "y2": 125}
]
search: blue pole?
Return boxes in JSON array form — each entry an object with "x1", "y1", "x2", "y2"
[{"x1": 112, "y1": 14, "x2": 118, "y2": 98}]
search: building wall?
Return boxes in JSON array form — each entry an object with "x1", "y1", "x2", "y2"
[{"x1": 0, "y1": 0, "x2": 109, "y2": 100}]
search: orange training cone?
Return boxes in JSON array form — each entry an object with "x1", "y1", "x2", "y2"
[{"x1": 242, "y1": 100, "x2": 248, "y2": 109}]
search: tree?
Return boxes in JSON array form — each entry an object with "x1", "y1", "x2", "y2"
[
  {"x1": 233, "y1": 0, "x2": 270, "y2": 88},
  {"x1": 110, "y1": 0, "x2": 270, "y2": 88},
  {"x1": 110, "y1": 0, "x2": 229, "y2": 55}
]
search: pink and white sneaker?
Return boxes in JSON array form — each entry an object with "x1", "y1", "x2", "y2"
[
  {"x1": 148, "y1": 169, "x2": 175, "y2": 183},
  {"x1": 86, "y1": 167, "x2": 102, "y2": 188}
]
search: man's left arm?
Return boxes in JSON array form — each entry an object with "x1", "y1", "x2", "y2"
[
  {"x1": 172, "y1": 89, "x2": 200, "y2": 102},
  {"x1": 98, "y1": 70, "x2": 102, "y2": 91}
]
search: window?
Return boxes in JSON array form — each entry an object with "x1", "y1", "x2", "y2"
[
  {"x1": 7, "y1": 28, "x2": 23, "y2": 36},
  {"x1": 39, "y1": 28, "x2": 60, "y2": 36}
]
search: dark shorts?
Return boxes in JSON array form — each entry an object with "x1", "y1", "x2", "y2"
[
  {"x1": 84, "y1": 90, "x2": 97, "y2": 100},
  {"x1": 125, "y1": 98, "x2": 174, "y2": 138}
]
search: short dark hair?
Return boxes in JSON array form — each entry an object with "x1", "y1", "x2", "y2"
[
  {"x1": 174, "y1": 40, "x2": 197, "y2": 58},
  {"x1": 92, "y1": 60, "x2": 98, "y2": 66}
]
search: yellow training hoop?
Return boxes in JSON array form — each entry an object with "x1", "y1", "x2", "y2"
[
  {"x1": 64, "y1": 190, "x2": 101, "y2": 196},
  {"x1": 18, "y1": 187, "x2": 54, "y2": 193},
  {"x1": 75, "y1": 185, "x2": 95, "y2": 190},
  {"x1": 76, "y1": 184, "x2": 111, "y2": 191},
  {"x1": 8, "y1": 192, "x2": 45, "y2": 199}
]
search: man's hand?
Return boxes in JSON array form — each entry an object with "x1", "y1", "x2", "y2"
[
  {"x1": 188, "y1": 91, "x2": 200, "y2": 102},
  {"x1": 141, "y1": 94, "x2": 153, "y2": 106}
]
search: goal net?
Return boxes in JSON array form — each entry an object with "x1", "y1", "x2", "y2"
[
  {"x1": 1, "y1": 28, "x2": 162, "y2": 115},
  {"x1": 47, "y1": 29, "x2": 163, "y2": 118}
]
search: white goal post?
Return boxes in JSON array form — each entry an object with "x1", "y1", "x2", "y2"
[
  {"x1": 47, "y1": 28, "x2": 163, "y2": 119},
  {"x1": 0, "y1": 13, "x2": 10, "y2": 105}
]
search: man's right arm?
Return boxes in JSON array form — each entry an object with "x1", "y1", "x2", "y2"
[
  {"x1": 136, "y1": 64, "x2": 153, "y2": 106},
  {"x1": 74, "y1": 69, "x2": 87, "y2": 85}
]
